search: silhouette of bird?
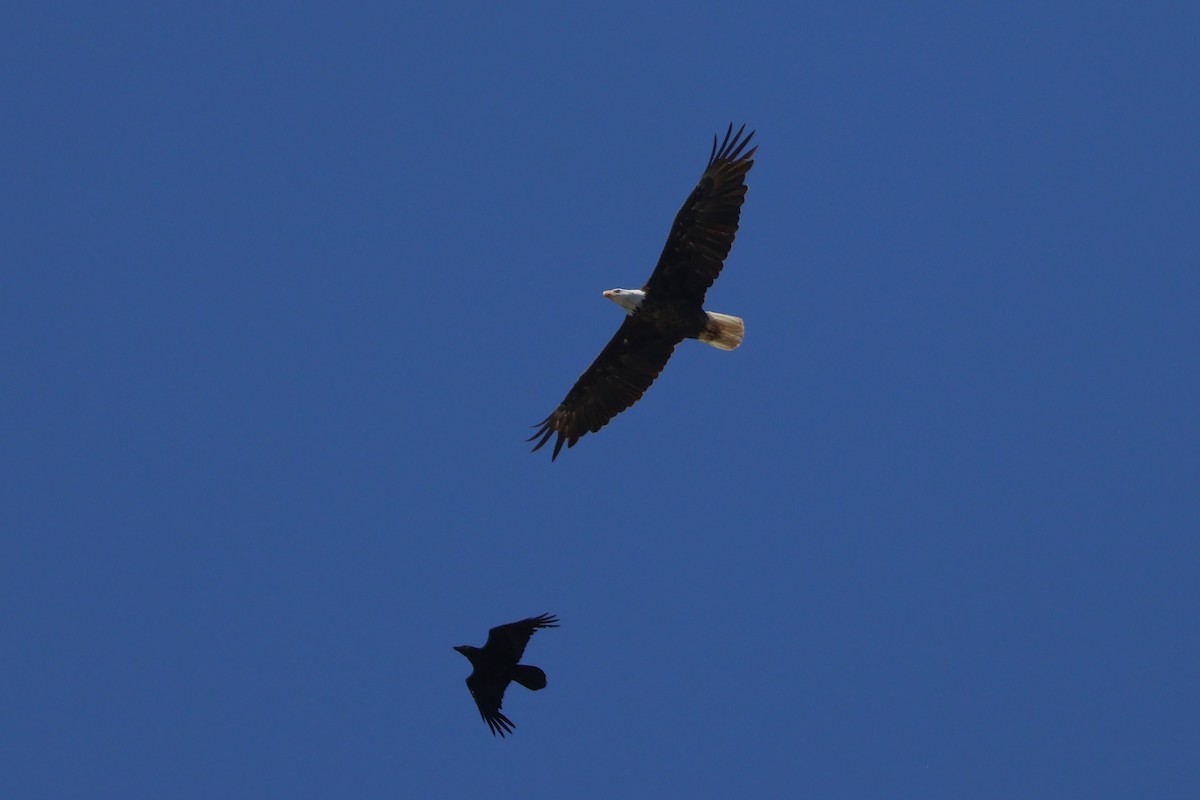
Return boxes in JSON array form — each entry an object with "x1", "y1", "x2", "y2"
[{"x1": 453, "y1": 613, "x2": 559, "y2": 737}]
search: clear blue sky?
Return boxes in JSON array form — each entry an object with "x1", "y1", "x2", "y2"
[{"x1": 4, "y1": 3, "x2": 1198, "y2": 797}]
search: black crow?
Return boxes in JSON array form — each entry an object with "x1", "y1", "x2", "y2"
[{"x1": 453, "y1": 613, "x2": 559, "y2": 737}]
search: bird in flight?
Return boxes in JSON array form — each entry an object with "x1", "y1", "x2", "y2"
[
  {"x1": 453, "y1": 613, "x2": 559, "y2": 737},
  {"x1": 529, "y1": 124, "x2": 757, "y2": 460}
]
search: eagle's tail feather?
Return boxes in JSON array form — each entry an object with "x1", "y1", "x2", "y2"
[
  {"x1": 511, "y1": 664, "x2": 548, "y2": 691},
  {"x1": 700, "y1": 311, "x2": 745, "y2": 351}
]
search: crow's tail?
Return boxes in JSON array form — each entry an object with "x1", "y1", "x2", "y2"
[{"x1": 511, "y1": 664, "x2": 548, "y2": 691}]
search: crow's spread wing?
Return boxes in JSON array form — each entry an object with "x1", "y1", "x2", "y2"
[{"x1": 482, "y1": 613, "x2": 560, "y2": 663}]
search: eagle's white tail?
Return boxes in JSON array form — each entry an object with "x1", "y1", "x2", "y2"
[{"x1": 699, "y1": 311, "x2": 745, "y2": 351}]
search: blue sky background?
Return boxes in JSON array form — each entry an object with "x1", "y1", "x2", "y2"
[{"x1": 4, "y1": 2, "x2": 1198, "y2": 797}]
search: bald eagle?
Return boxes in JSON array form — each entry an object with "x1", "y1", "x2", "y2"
[
  {"x1": 529, "y1": 124, "x2": 756, "y2": 460},
  {"x1": 453, "y1": 613, "x2": 559, "y2": 737}
]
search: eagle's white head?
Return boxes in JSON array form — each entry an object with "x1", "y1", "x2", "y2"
[{"x1": 603, "y1": 288, "x2": 645, "y2": 316}]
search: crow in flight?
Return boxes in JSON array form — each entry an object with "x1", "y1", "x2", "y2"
[{"x1": 453, "y1": 613, "x2": 559, "y2": 737}]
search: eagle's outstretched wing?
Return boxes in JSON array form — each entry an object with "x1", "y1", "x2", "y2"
[
  {"x1": 529, "y1": 318, "x2": 680, "y2": 460},
  {"x1": 644, "y1": 124, "x2": 756, "y2": 307}
]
